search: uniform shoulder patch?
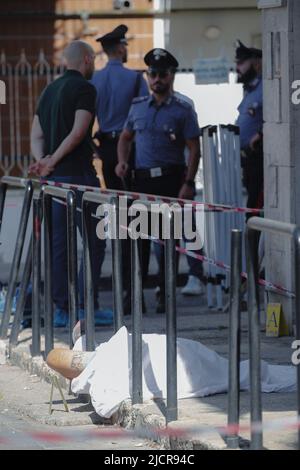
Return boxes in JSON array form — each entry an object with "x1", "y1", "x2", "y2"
[{"x1": 132, "y1": 95, "x2": 148, "y2": 104}]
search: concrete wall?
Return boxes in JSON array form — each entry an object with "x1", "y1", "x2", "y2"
[
  {"x1": 262, "y1": 0, "x2": 300, "y2": 332},
  {"x1": 167, "y1": 9, "x2": 261, "y2": 68}
]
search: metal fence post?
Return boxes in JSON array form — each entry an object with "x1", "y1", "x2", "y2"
[
  {"x1": 0, "y1": 180, "x2": 33, "y2": 339},
  {"x1": 32, "y1": 194, "x2": 42, "y2": 357},
  {"x1": 227, "y1": 229, "x2": 242, "y2": 449},
  {"x1": 66, "y1": 190, "x2": 78, "y2": 347},
  {"x1": 9, "y1": 241, "x2": 32, "y2": 349},
  {"x1": 43, "y1": 192, "x2": 53, "y2": 357},
  {"x1": 165, "y1": 207, "x2": 177, "y2": 423},
  {"x1": 0, "y1": 181, "x2": 7, "y2": 235},
  {"x1": 82, "y1": 198, "x2": 95, "y2": 352},
  {"x1": 131, "y1": 234, "x2": 143, "y2": 405},
  {"x1": 246, "y1": 227, "x2": 262, "y2": 450},
  {"x1": 111, "y1": 197, "x2": 124, "y2": 332}
]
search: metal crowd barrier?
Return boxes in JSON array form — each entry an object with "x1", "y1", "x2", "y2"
[
  {"x1": 129, "y1": 201, "x2": 178, "y2": 422},
  {"x1": 81, "y1": 191, "x2": 123, "y2": 351},
  {"x1": 32, "y1": 192, "x2": 43, "y2": 356},
  {"x1": 246, "y1": 217, "x2": 300, "y2": 450},
  {"x1": 81, "y1": 194, "x2": 178, "y2": 423},
  {"x1": 202, "y1": 125, "x2": 244, "y2": 311},
  {"x1": 6, "y1": 176, "x2": 299, "y2": 445},
  {"x1": 9, "y1": 238, "x2": 32, "y2": 351},
  {"x1": 0, "y1": 176, "x2": 34, "y2": 340},
  {"x1": 227, "y1": 229, "x2": 242, "y2": 449},
  {"x1": 42, "y1": 185, "x2": 78, "y2": 357}
]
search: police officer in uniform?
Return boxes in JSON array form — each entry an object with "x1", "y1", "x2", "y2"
[
  {"x1": 116, "y1": 48, "x2": 201, "y2": 313},
  {"x1": 91, "y1": 24, "x2": 149, "y2": 190},
  {"x1": 92, "y1": 25, "x2": 148, "y2": 314},
  {"x1": 235, "y1": 40, "x2": 263, "y2": 215}
]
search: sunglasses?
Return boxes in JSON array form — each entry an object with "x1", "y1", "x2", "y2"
[{"x1": 147, "y1": 69, "x2": 171, "y2": 79}]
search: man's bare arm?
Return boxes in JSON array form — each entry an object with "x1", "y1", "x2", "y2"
[
  {"x1": 30, "y1": 115, "x2": 45, "y2": 161},
  {"x1": 115, "y1": 129, "x2": 134, "y2": 177}
]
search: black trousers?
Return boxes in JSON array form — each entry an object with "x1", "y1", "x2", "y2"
[
  {"x1": 50, "y1": 175, "x2": 106, "y2": 310},
  {"x1": 242, "y1": 147, "x2": 264, "y2": 220},
  {"x1": 132, "y1": 171, "x2": 185, "y2": 293},
  {"x1": 97, "y1": 137, "x2": 133, "y2": 293},
  {"x1": 98, "y1": 138, "x2": 132, "y2": 191}
]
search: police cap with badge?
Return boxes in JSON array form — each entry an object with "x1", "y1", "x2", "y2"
[
  {"x1": 96, "y1": 24, "x2": 129, "y2": 47},
  {"x1": 144, "y1": 48, "x2": 179, "y2": 75},
  {"x1": 235, "y1": 40, "x2": 262, "y2": 62}
]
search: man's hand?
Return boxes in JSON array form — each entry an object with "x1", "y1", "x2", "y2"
[
  {"x1": 115, "y1": 162, "x2": 129, "y2": 178},
  {"x1": 178, "y1": 183, "x2": 195, "y2": 201},
  {"x1": 28, "y1": 155, "x2": 55, "y2": 177},
  {"x1": 28, "y1": 161, "x2": 40, "y2": 176},
  {"x1": 249, "y1": 132, "x2": 262, "y2": 151}
]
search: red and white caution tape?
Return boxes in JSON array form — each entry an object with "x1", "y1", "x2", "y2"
[
  {"x1": 50, "y1": 197, "x2": 294, "y2": 299},
  {"x1": 0, "y1": 415, "x2": 299, "y2": 446},
  {"x1": 39, "y1": 178, "x2": 263, "y2": 215}
]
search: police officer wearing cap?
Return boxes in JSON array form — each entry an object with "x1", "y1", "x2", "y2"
[
  {"x1": 116, "y1": 48, "x2": 201, "y2": 313},
  {"x1": 91, "y1": 24, "x2": 149, "y2": 190},
  {"x1": 235, "y1": 40, "x2": 263, "y2": 215}
]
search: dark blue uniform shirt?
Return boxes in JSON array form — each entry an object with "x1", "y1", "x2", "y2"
[
  {"x1": 236, "y1": 76, "x2": 263, "y2": 149},
  {"x1": 124, "y1": 94, "x2": 201, "y2": 169},
  {"x1": 91, "y1": 59, "x2": 149, "y2": 133}
]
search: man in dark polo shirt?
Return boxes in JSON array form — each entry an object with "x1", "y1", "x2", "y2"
[{"x1": 30, "y1": 41, "x2": 113, "y2": 327}]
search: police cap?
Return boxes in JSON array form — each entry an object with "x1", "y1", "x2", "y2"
[
  {"x1": 235, "y1": 40, "x2": 262, "y2": 61},
  {"x1": 96, "y1": 24, "x2": 129, "y2": 47},
  {"x1": 144, "y1": 48, "x2": 179, "y2": 71}
]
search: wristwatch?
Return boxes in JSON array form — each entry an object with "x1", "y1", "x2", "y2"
[{"x1": 185, "y1": 179, "x2": 195, "y2": 188}]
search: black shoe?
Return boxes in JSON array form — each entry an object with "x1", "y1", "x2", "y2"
[{"x1": 156, "y1": 294, "x2": 165, "y2": 314}]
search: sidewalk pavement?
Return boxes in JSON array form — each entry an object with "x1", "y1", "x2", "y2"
[{"x1": 0, "y1": 278, "x2": 298, "y2": 451}]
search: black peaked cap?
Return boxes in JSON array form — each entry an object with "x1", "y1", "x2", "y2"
[
  {"x1": 96, "y1": 24, "x2": 128, "y2": 46},
  {"x1": 235, "y1": 40, "x2": 262, "y2": 61},
  {"x1": 144, "y1": 48, "x2": 179, "y2": 69}
]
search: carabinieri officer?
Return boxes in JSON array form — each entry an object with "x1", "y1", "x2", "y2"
[
  {"x1": 235, "y1": 40, "x2": 263, "y2": 215},
  {"x1": 91, "y1": 24, "x2": 149, "y2": 190},
  {"x1": 91, "y1": 24, "x2": 149, "y2": 315},
  {"x1": 116, "y1": 48, "x2": 201, "y2": 313}
]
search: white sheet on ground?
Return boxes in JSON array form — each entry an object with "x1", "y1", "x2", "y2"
[{"x1": 71, "y1": 326, "x2": 296, "y2": 418}]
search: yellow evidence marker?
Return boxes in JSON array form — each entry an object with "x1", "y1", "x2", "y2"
[{"x1": 266, "y1": 303, "x2": 289, "y2": 337}]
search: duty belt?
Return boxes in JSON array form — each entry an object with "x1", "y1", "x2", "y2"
[{"x1": 132, "y1": 165, "x2": 185, "y2": 180}]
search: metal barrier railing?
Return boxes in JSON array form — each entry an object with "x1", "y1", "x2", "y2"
[
  {"x1": 81, "y1": 191, "x2": 123, "y2": 351},
  {"x1": 32, "y1": 192, "x2": 43, "y2": 356},
  {"x1": 42, "y1": 185, "x2": 78, "y2": 357},
  {"x1": 131, "y1": 214, "x2": 143, "y2": 406},
  {"x1": 9, "y1": 239, "x2": 32, "y2": 350},
  {"x1": 246, "y1": 216, "x2": 300, "y2": 450},
  {"x1": 3, "y1": 176, "x2": 299, "y2": 447},
  {"x1": 81, "y1": 194, "x2": 178, "y2": 422},
  {"x1": 0, "y1": 176, "x2": 33, "y2": 340},
  {"x1": 128, "y1": 200, "x2": 178, "y2": 422},
  {"x1": 227, "y1": 229, "x2": 242, "y2": 449},
  {"x1": 165, "y1": 206, "x2": 177, "y2": 423}
]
